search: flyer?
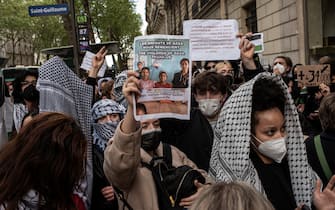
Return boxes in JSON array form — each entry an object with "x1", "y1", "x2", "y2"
[
  {"x1": 183, "y1": 19, "x2": 240, "y2": 61},
  {"x1": 133, "y1": 35, "x2": 191, "y2": 121}
]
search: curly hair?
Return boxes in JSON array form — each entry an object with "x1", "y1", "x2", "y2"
[
  {"x1": 251, "y1": 78, "x2": 286, "y2": 134},
  {"x1": 192, "y1": 71, "x2": 228, "y2": 95},
  {"x1": 0, "y1": 112, "x2": 87, "y2": 210}
]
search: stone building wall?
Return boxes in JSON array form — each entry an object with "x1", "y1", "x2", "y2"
[{"x1": 146, "y1": 0, "x2": 334, "y2": 65}]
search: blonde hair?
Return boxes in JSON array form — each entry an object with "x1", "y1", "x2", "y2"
[
  {"x1": 190, "y1": 182, "x2": 274, "y2": 210},
  {"x1": 215, "y1": 61, "x2": 233, "y2": 71}
]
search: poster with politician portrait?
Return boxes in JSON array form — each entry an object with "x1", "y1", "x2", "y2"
[{"x1": 133, "y1": 35, "x2": 191, "y2": 121}]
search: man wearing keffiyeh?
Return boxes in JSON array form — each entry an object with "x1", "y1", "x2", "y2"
[{"x1": 91, "y1": 99, "x2": 125, "y2": 210}]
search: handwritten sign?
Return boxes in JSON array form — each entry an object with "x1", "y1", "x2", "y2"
[{"x1": 295, "y1": 64, "x2": 331, "y2": 87}]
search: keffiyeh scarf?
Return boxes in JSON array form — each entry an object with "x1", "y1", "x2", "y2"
[
  {"x1": 113, "y1": 70, "x2": 128, "y2": 108},
  {"x1": 91, "y1": 99, "x2": 125, "y2": 151},
  {"x1": 36, "y1": 56, "x2": 93, "y2": 208},
  {"x1": 0, "y1": 190, "x2": 43, "y2": 210},
  {"x1": 209, "y1": 72, "x2": 316, "y2": 206},
  {"x1": 97, "y1": 77, "x2": 112, "y2": 95}
]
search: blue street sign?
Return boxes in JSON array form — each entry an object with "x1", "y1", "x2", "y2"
[{"x1": 28, "y1": 4, "x2": 69, "y2": 17}]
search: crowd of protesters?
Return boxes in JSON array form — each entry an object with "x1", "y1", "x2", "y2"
[{"x1": 0, "y1": 33, "x2": 335, "y2": 210}]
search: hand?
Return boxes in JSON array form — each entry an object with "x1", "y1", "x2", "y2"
[
  {"x1": 88, "y1": 46, "x2": 108, "y2": 78},
  {"x1": 238, "y1": 33, "x2": 256, "y2": 70},
  {"x1": 179, "y1": 180, "x2": 206, "y2": 208},
  {"x1": 101, "y1": 186, "x2": 115, "y2": 201},
  {"x1": 122, "y1": 71, "x2": 141, "y2": 108},
  {"x1": 319, "y1": 83, "x2": 330, "y2": 97},
  {"x1": 308, "y1": 112, "x2": 319, "y2": 120},
  {"x1": 313, "y1": 175, "x2": 335, "y2": 210}
]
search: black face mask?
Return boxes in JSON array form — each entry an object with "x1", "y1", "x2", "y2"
[
  {"x1": 22, "y1": 84, "x2": 39, "y2": 102},
  {"x1": 141, "y1": 129, "x2": 161, "y2": 152},
  {"x1": 223, "y1": 75, "x2": 234, "y2": 87}
]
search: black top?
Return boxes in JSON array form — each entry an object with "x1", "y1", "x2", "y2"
[
  {"x1": 92, "y1": 144, "x2": 118, "y2": 210},
  {"x1": 172, "y1": 71, "x2": 188, "y2": 88},
  {"x1": 160, "y1": 108, "x2": 213, "y2": 171},
  {"x1": 250, "y1": 149, "x2": 297, "y2": 210},
  {"x1": 305, "y1": 130, "x2": 335, "y2": 186}
]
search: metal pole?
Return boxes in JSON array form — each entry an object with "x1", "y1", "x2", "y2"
[{"x1": 70, "y1": 0, "x2": 80, "y2": 75}]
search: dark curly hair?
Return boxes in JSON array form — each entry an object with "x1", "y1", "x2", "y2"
[
  {"x1": 192, "y1": 71, "x2": 228, "y2": 96},
  {"x1": 251, "y1": 78, "x2": 286, "y2": 134}
]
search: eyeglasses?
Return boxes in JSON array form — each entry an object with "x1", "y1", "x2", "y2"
[
  {"x1": 21, "y1": 80, "x2": 37, "y2": 86},
  {"x1": 205, "y1": 65, "x2": 216, "y2": 70}
]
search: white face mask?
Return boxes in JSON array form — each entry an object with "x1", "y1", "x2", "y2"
[
  {"x1": 198, "y1": 98, "x2": 222, "y2": 117},
  {"x1": 251, "y1": 134, "x2": 287, "y2": 163},
  {"x1": 274, "y1": 63, "x2": 285, "y2": 75}
]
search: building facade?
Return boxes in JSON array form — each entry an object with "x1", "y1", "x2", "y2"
[
  {"x1": 0, "y1": 39, "x2": 35, "y2": 67},
  {"x1": 146, "y1": 0, "x2": 335, "y2": 65}
]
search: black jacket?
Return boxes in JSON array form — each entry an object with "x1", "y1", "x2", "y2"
[
  {"x1": 305, "y1": 130, "x2": 335, "y2": 185},
  {"x1": 160, "y1": 108, "x2": 213, "y2": 171}
]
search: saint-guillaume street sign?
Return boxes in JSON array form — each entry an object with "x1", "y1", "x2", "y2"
[{"x1": 28, "y1": 4, "x2": 69, "y2": 17}]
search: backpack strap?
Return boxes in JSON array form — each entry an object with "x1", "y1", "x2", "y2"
[
  {"x1": 162, "y1": 143, "x2": 172, "y2": 167},
  {"x1": 314, "y1": 135, "x2": 332, "y2": 180},
  {"x1": 113, "y1": 186, "x2": 134, "y2": 210}
]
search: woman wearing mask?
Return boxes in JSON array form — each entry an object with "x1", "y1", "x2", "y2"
[
  {"x1": 103, "y1": 71, "x2": 212, "y2": 210},
  {"x1": 0, "y1": 112, "x2": 87, "y2": 210},
  {"x1": 91, "y1": 99, "x2": 125, "y2": 210},
  {"x1": 209, "y1": 72, "x2": 317, "y2": 210},
  {"x1": 11, "y1": 70, "x2": 39, "y2": 132}
]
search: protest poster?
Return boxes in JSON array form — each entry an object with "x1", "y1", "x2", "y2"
[
  {"x1": 183, "y1": 19, "x2": 240, "y2": 61},
  {"x1": 133, "y1": 35, "x2": 191, "y2": 121},
  {"x1": 295, "y1": 64, "x2": 331, "y2": 87}
]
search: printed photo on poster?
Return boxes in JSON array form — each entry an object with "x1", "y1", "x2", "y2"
[{"x1": 133, "y1": 35, "x2": 191, "y2": 121}]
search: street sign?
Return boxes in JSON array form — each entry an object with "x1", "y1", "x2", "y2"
[{"x1": 28, "y1": 4, "x2": 69, "y2": 17}]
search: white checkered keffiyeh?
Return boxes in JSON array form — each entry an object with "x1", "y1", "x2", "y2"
[
  {"x1": 209, "y1": 72, "x2": 317, "y2": 206},
  {"x1": 91, "y1": 99, "x2": 125, "y2": 150},
  {"x1": 113, "y1": 70, "x2": 128, "y2": 108},
  {"x1": 37, "y1": 56, "x2": 93, "y2": 208}
]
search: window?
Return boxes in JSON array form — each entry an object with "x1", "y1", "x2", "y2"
[{"x1": 244, "y1": 1, "x2": 258, "y2": 33}]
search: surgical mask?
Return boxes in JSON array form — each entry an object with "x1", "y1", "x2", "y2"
[
  {"x1": 198, "y1": 98, "x2": 222, "y2": 117},
  {"x1": 273, "y1": 63, "x2": 285, "y2": 75},
  {"x1": 251, "y1": 134, "x2": 287, "y2": 163},
  {"x1": 141, "y1": 128, "x2": 162, "y2": 152}
]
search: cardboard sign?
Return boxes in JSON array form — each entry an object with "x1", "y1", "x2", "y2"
[{"x1": 295, "y1": 64, "x2": 331, "y2": 87}]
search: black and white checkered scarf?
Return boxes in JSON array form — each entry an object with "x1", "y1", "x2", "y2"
[
  {"x1": 209, "y1": 72, "x2": 316, "y2": 206},
  {"x1": 113, "y1": 70, "x2": 128, "y2": 108},
  {"x1": 36, "y1": 56, "x2": 93, "y2": 208},
  {"x1": 91, "y1": 99, "x2": 125, "y2": 151}
]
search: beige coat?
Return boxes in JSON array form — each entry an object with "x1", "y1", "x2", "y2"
[{"x1": 103, "y1": 120, "x2": 211, "y2": 210}]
